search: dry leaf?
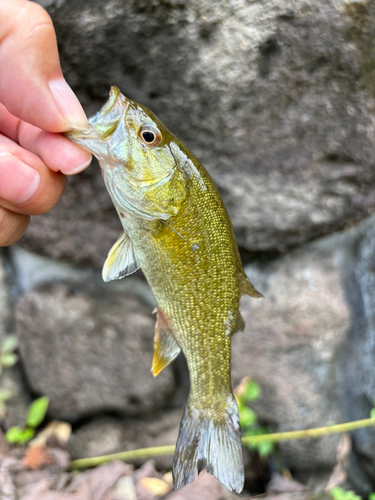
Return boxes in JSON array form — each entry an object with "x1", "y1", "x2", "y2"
[
  {"x1": 113, "y1": 475, "x2": 137, "y2": 500},
  {"x1": 69, "y1": 461, "x2": 132, "y2": 500},
  {"x1": 325, "y1": 434, "x2": 351, "y2": 491},
  {"x1": 166, "y1": 470, "x2": 239, "y2": 500},
  {"x1": 267, "y1": 473, "x2": 306, "y2": 494},
  {"x1": 135, "y1": 460, "x2": 159, "y2": 479},
  {"x1": 162, "y1": 471, "x2": 173, "y2": 486},
  {"x1": 138, "y1": 477, "x2": 170, "y2": 496},
  {"x1": 29, "y1": 421, "x2": 72, "y2": 448},
  {"x1": 22, "y1": 445, "x2": 53, "y2": 470}
]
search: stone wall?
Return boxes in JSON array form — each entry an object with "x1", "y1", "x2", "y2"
[{"x1": 2, "y1": 0, "x2": 375, "y2": 494}]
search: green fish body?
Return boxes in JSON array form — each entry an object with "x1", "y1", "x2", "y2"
[{"x1": 66, "y1": 87, "x2": 262, "y2": 493}]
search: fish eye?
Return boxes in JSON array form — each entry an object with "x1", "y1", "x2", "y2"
[{"x1": 139, "y1": 125, "x2": 162, "y2": 147}]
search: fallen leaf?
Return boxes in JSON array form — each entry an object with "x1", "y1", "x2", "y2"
[
  {"x1": 139, "y1": 477, "x2": 170, "y2": 496},
  {"x1": 166, "y1": 470, "x2": 239, "y2": 500},
  {"x1": 0, "y1": 456, "x2": 18, "y2": 500},
  {"x1": 325, "y1": 434, "x2": 351, "y2": 491},
  {"x1": 19, "y1": 492, "x2": 81, "y2": 500},
  {"x1": 267, "y1": 473, "x2": 306, "y2": 493},
  {"x1": 29, "y1": 421, "x2": 72, "y2": 448},
  {"x1": 22, "y1": 445, "x2": 53, "y2": 470},
  {"x1": 135, "y1": 460, "x2": 159, "y2": 479},
  {"x1": 113, "y1": 475, "x2": 137, "y2": 500},
  {"x1": 69, "y1": 461, "x2": 132, "y2": 500},
  {"x1": 162, "y1": 471, "x2": 173, "y2": 486}
]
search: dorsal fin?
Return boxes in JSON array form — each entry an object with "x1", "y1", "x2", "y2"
[
  {"x1": 152, "y1": 307, "x2": 181, "y2": 376},
  {"x1": 239, "y1": 274, "x2": 263, "y2": 299},
  {"x1": 102, "y1": 232, "x2": 141, "y2": 282}
]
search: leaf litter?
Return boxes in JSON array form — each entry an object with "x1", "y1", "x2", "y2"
[{"x1": 0, "y1": 426, "x2": 358, "y2": 500}]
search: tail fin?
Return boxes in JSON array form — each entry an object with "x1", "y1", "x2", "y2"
[{"x1": 172, "y1": 394, "x2": 244, "y2": 493}]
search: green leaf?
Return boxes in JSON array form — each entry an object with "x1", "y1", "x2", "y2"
[
  {"x1": 245, "y1": 380, "x2": 261, "y2": 402},
  {"x1": 17, "y1": 428, "x2": 35, "y2": 444},
  {"x1": 26, "y1": 396, "x2": 49, "y2": 428},
  {"x1": 5, "y1": 426, "x2": 24, "y2": 443},
  {"x1": 239, "y1": 407, "x2": 257, "y2": 427},
  {"x1": 330, "y1": 487, "x2": 361, "y2": 500},
  {"x1": 0, "y1": 353, "x2": 18, "y2": 367},
  {"x1": 256, "y1": 440, "x2": 274, "y2": 457},
  {"x1": 371, "y1": 408, "x2": 375, "y2": 420},
  {"x1": 1, "y1": 336, "x2": 19, "y2": 354},
  {"x1": 368, "y1": 494, "x2": 375, "y2": 500}
]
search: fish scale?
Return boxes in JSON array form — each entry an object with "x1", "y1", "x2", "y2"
[{"x1": 66, "y1": 86, "x2": 262, "y2": 493}]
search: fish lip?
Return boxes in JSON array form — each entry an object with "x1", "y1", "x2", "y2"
[{"x1": 65, "y1": 86, "x2": 129, "y2": 151}]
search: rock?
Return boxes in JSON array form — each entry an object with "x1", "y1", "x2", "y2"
[
  {"x1": 232, "y1": 227, "x2": 353, "y2": 473},
  {"x1": 68, "y1": 410, "x2": 181, "y2": 470},
  {"x1": 15, "y1": 279, "x2": 174, "y2": 420},
  {"x1": 20, "y1": 0, "x2": 375, "y2": 267},
  {"x1": 0, "y1": 366, "x2": 31, "y2": 429},
  {"x1": 336, "y1": 216, "x2": 375, "y2": 494}
]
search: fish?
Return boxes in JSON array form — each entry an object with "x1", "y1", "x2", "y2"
[{"x1": 66, "y1": 86, "x2": 262, "y2": 493}]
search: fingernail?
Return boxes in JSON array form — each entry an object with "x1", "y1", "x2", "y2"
[
  {"x1": 65, "y1": 156, "x2": 92, "y2": 175},
  {"x1": 49, "y1": 79, "x2": 89, "y2": 131},
  {"x1": 0, "y1": 152, "x2": 40, "y2": 204}
]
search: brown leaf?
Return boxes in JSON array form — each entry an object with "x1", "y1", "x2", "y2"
[
  {"x1": 69, "y1": 461, "x2": 133, "y2": 500},
  {"x1": 135, "y1": 460, "x2": 160, "y2": 479},
  {"x1": 267, "y1": 473, "x2": 306, "y2": 493},
  {"x1": 19, "y1": 492, "x2": 82, "y2": 500},
  {"x1": 22, "y1": 445, "x2": 53, "y2": 470},
  {"x1": 138, "y1": 477, "x2": 170, "y2": 496},
  {"x1": 29, "y1": 421, "x2": 72, "y2": 448},
  {"x1": 112, "y1": 475, "x2": 137, "y2": 500},
  {"x1": 0, "y1": 457, "x2": 18, "y2": 500},
  {"x1": 166, "y1": 470, "x2": 239, "y2": 500}
]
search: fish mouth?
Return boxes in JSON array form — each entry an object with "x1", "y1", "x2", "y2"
[{"x1": 65, "y1": 86, "x2": 129, "y2": 156}]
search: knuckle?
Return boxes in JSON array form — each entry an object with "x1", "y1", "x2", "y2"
[{"x1": 0, "y1": 208, "x2": 29, "y2": 247}]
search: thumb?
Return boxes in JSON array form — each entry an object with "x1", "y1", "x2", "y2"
[{"x1": 0, "y1": 0, "x2": 88, "y2": 132}]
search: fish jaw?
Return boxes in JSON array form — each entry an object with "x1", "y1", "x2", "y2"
[{"x1": 65, "y1": 86, "x2": 129, "y2": 159}]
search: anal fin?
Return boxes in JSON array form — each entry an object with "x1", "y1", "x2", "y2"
[
  {"x1": 233, "y1": 312, "x2": 245, "y2": 335},
  {"x1": 102, "y1": 231, "x2": 141, "y2": 282},
  {"x1": 152, "y1": 307, "x2": 181, "y2": 376},
  {"x1": 239, "y1": 274, "x2": 263, "y2": 299}
]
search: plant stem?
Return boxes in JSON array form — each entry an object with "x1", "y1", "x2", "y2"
[{"x1": 70, "y1": 417, "x2": 375, "y2": 469}]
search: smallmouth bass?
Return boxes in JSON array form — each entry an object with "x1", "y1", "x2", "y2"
[{"x1": 66, "y1": 87, "x2": 262, "y2": 493}]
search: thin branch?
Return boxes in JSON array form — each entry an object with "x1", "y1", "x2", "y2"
[{"x1": 70, "y1": 417, "x2": 375, "y2": 469}]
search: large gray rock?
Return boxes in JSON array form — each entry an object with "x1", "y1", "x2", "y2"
[
  {"x1": 232, "y1": 227, "x2": 352, "y2": 472},
  {"x1": 336, "y1": 218, "x2": 375, "y2": 494},
  {"x1": 21, "y1": 0, "x2": 375, "y2": 267},
  {"x1": 68, "y1": 410, "x2": 181, "y2": 470},
  {"x1": 15, "y1": 279, "x2": 175, "y2": 420}
]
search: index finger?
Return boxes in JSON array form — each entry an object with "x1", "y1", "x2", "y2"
[{"x1": 0, "y1": 0, "x2": 88, "y2": 132}]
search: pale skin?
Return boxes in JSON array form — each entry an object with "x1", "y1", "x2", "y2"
[{"x1": 0, "y1": 0, "x2": 92, "y2": 246}]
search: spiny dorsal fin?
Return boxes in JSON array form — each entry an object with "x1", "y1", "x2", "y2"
[
  {"x1": 239, "y1": 275, "x2": 263, "y2": 299},
  {"x1": 152, "y1": 307, "x2": 181, "y2": 376},
  {"x1": 102, "y1": 231, "x2": 141, "y2": 282}
]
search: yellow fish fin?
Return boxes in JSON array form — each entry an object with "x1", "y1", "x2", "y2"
[
  {"x1": 152, "y1": 307, "x2": 181, "y2": 377},
  {"x1": 239, "y1": 274, "x2": 263, "y2": 299},
  {"x1": 232, "y1": 312, "x2": 245, "y2": 335},
  {"x1": 102, "y1": 231, "x2": 141, "y2": 282}
]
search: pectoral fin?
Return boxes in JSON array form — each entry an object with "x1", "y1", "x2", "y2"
[
  {"x1": 152, "y1": 308, "x2": 181, "y2": 376},
  {"x1": 239, "y1": 275, "x2": 263, "y2": 299},
  {"x1": 102, "y1": 232, "x2": 141, "y2": 282}
]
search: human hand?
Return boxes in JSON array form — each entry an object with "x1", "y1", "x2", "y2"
[{"x1": 0, "y1": 0, "x2": 92, "y2": 246}]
